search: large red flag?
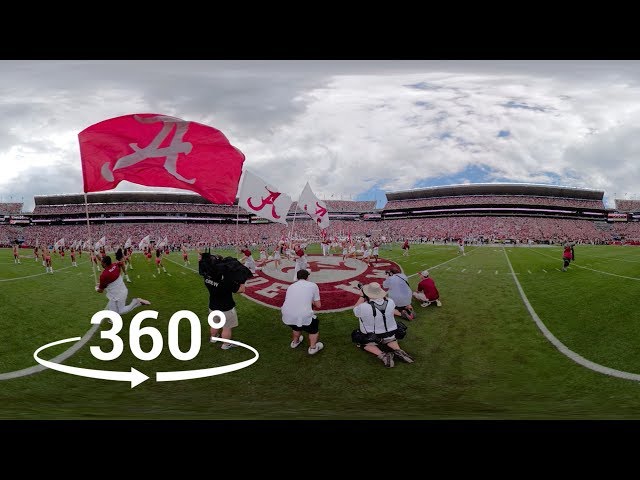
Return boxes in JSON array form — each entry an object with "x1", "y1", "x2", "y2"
[{"x1": 78, "y1": 113, "x2": 245, "y2": 205}]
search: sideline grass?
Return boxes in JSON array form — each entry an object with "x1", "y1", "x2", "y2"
[{"x1": 2, "y1": 244, "x2": 640, "y2": 419}]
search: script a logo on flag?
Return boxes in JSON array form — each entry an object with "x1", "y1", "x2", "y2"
[
  {"x1": 238, "y1": 170, "x2": 292, "y2": 225},
  {"x1": 78, "y1": 113, "x2": 245, "y2": 205},
  {"x1": 139, "y1": 235, "x2": 151, "y2": 250},
  {"x1": 94, "y1": 236, "x2": 106, "y2": 250},
  {"x1": 298, "y1": 182, "x2": 330, "y2": 229}
]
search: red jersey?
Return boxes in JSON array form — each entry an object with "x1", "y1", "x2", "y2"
[
  {"x1": 99, "y1": 263, "x2": 121, "y2": 290},
  {"x1": 417, "y1": 277, "x2": 439, "y2": 300}
]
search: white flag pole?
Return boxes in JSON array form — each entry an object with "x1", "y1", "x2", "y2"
[
  {"x1": 83, "y1": 193, "x2": 98, "y2": 284},
  {"x1": 236, "y1": 202, "x2": 241, "y2": 252},
  {"x1": 289, "y1": 201, "x2": 298, "y2": 252}
]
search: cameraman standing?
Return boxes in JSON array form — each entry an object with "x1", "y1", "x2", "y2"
[
  {"x1": 202, "y1": 254, "x2": 248, "y2": 350},
  {"x1": 382, "y1": 267, "x2": 415, "y2": 320}
]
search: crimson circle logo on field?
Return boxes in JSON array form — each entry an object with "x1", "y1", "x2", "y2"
[{"x1": 242, "y1": 255, "x2": 402, "y2": 312}]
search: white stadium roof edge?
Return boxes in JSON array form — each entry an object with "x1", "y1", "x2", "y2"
[
  {"x1": 385, "y1": 183, "x2": 605, "y2": 202},
  {"x1": 32, "y1": 183, "x2": 605, "y2": 206}
]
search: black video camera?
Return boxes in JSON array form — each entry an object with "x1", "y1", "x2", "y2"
[
  {"x1": 199, "y1": 248, "x2": 253, "y2": 286},
  {"x1": 357, "y1": 282, "x2": 369, "y2": 301},
  {"x1": 199, "y1": 249, "x2": 224, "y2": 282}
]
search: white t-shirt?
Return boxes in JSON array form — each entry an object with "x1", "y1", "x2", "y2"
[
  {"x1": 354, "y1": 297, "x2": 398, "y2": 334},
  {"x1": 281, "y1": 279, "x2": 320, "y2": 327}
]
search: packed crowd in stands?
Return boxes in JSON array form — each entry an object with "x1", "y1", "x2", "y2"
[
  {"x1": 33, "y1": 203, "x2": 239, "y2": 215},
  {"x1": 314, "y1": 200, "x2": 376, "y2": 213},
  {"x1": 3, "y1": 216, "x2": 640, "y2": 249},
  {"x1": 5, "y1": 192, "x2": 640, "y2": 250},
  {"x1": 384, "y1": 196, "x2": 604, "y2": 210},
  {"x1": 284, "y1": 200, "x2": 376, "y2": 214},
  {"x1": 0, "y1": 203, "x2": 23, "y2": 215},
  {"x1": 31, "y1": 200, "x2": 378, "y2": 217},
  {"x1": 614, "y1": 199, "x2": 640, "y2": 212}
]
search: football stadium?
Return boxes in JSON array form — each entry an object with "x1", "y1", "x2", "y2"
[{"x1": 1, "y1": 182, "x2": 640, "y2": 420}]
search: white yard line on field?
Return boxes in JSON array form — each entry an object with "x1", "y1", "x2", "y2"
[
  {"x1": 576, "y1": 253, "x2": 640, "y2": 264},
  {"x1": 166, "y1": 257, "x2": 198, "y2": 273},
  {"x1": 502, "y1": 247, "x2": 640, "y2": 382},
  {"x1": 0, "y1": 322, "x2": 101, "y2": 380},
  {"x1": 0, "y1": 261, "x2": 88, "y2": 282},
  {"x1": 531, "y1": 249, "x2": 640, "y2": 281}
]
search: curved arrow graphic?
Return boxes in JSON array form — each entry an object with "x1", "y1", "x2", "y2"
[
  {"x1": 33, "y1": 337, "x2": 149, "y2": 388},
  {"x1": 156, "y1": 339, "x2": 259, "y2": 382}
]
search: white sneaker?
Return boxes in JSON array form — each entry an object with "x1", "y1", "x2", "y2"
[
  {"x1": 221, "y1": 342, "x2": 237, "y2": 350},
  {"x1": 290, "y1": 335, "x2": 304, "y2": 348},
  {"x1": 435, "y1": 299, "x2": 442, "y2": 307},
  {"x1": 421, "y1": 302, "x2": 431, "y2": 307},
  {"x1": 308, "y1": 342, "x2": 324, "y2": 355}
]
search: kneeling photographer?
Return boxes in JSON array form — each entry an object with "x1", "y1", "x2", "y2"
[
  {"x1": 352, "y1": 282, "x2": 414, "y2": 368},
  {"x1": 382, "y1": 267, "x2": 415, "y2": 320}
]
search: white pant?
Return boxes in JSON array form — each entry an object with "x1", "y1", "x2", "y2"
[{"x1": 106, "y1": 296, "x2": 142, "y2": 315}]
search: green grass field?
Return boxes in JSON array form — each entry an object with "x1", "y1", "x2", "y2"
[{"x1": 1, "y1": 243, "x2": 639, "y2": 419}]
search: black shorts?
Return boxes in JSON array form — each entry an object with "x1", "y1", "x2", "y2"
[{"x1": 289, "y1": 316, "x2": 319, "y2": 334}]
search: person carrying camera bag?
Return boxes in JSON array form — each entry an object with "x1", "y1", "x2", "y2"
[
  {"x1": 199, "y1": 251, "x2": 252, "y2": 350},
  {"x1": 352, "y1": 282, "x2": 415, "y2": 368}
]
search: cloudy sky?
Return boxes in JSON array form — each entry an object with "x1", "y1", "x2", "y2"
[{"x1": 1, "y1": 60, "x2": 639, "y2": 212}]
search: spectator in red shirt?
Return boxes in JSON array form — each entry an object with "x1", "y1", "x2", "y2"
[
  {"x1": 402, "y1": 239, "x2": 410, "y2": 256},
  {"x1": 562, "y1": 245, "x2": 573, "y2": 271},
  {"x1": 412, "y1": 270, "x2": 442, "y2": 307}
]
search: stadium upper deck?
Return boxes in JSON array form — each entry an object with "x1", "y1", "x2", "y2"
[
  {"x1": 25, "y1": 184, "x2": 615, "y2": 224},
  {"x1": 30, "y1": 192, "x2": 378, "y2": 224},
  {"x1": 2, "y1": 183, "x2": 639, "y2": 246},
  {"x1": 383, "y1": 183, "x2": 607, "y2": 220},
  {"x1": 0, "y1": 202, "x2": 23, "y2": 215},
  {"x1": 615, "y1": 199, "x2": 640, "y2": 213}
]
